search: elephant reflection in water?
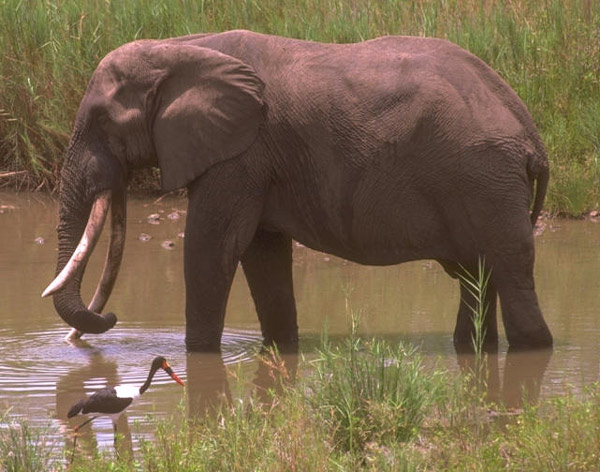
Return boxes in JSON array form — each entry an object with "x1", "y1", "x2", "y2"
[
  {"x1": 186, "y1": 345, "x2": 550, "y2": 423},
  {"x1": 55, "y1": 342, "x2": 133, "y2": 458},
  {"x1": 457, "y1": 348, "x2": 552, "y2": 411},
  {"x1": 185, "y1": 350, "x2": 298, "y2": 417}
]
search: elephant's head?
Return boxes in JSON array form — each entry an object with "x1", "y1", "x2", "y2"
[{"x1": 42, "y1": 40, "x2": 265, "y2": 335}]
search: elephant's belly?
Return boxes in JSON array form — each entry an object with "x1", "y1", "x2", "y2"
[
  {"x1": 259, "y1": 208, "x2": 445, "y2": 266},
  {"x1": 302, "y1": 239, "x2": 435, "y2": 266}
]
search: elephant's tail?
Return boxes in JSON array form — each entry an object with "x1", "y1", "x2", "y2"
[{"x1": 528, "y1": 151, "x2": 549, "y2": 227}]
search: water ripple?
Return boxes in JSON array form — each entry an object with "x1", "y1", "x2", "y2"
[
  {"x1": 221, "y1": 328, "x2": 263, "y2": 364},
  {"x1": 0, "y1": 323, "x2": 262, "y2": 413}
]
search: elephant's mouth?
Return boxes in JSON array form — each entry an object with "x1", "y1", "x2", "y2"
[{"x1": 42, "y1": 189, "x2": 126, "y2": 338}]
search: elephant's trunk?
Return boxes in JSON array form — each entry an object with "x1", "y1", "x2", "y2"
[{"x1": 43, "y1": 189, "x2": 126, "y2": 335}]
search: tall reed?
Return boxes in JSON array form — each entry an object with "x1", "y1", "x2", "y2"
[{"x1": 458, "y1": 258, "x2": 491, "y2": 359}]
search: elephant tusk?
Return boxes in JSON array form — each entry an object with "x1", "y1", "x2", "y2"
[
  {"x1": 64, "y1": 190, "x2": 126, "y2": 341},
  {"x1": 42, "y1": 190, "x2": 112, "y2": 298},
  {"x1": 88, "y1": 188, "x2": 126, "y2": 313},
  {"x1": 65, "y1": 328, "x2": 83, "y2": 341}
]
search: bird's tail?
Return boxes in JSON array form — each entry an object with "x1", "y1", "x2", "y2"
[{"x1": 67, "y1": 400, "x2": 85, "y2": 418}]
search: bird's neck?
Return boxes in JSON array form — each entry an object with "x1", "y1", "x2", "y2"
[{"x1": 139, "y1": 368, "x2": 158, "y2": 395}]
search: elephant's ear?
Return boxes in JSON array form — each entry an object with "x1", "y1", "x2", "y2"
[{"x1": 149, "y1": 44, "x2": 265, "y2": 191}]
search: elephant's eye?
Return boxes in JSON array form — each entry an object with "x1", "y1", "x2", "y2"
[
  {"x1": 107, "y1": 134, "x2": 125, "y2": 158},
  {"x1": 97, "y1": 112, "x2": 111, "y2": 129}
]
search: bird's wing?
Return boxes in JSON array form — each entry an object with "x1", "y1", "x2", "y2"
[{"x1": 82, "y1": 388, "x2": 134, "y2": 414}]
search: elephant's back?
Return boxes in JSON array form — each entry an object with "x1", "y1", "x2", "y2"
[
  {"x1": 191, "y1": 30, "x2": 545, "y2": 165},
  {"x1": 223, "y1": 32, "x2": 534, "y2": 129}
]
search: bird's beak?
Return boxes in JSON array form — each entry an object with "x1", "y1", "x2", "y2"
[{"x1": 163, "y1": 362, "x2": 185, "y2": 386}]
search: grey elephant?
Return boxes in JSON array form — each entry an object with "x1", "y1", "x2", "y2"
[{"x1": 43, "y1": 30, "x2": 552, "y2": 352}]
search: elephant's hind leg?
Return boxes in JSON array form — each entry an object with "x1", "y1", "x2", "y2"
[
  {"x1": 241, "y1": 230, "x2": 299, "y2": 351},
  {"x1": 492, "y1": 252, "x2": 553, "y2": 349},
  {"x1": 439, "y1": 260, "x2": 499, "y2": 353},
  {"x1": 477, "y1": 213, "x2": 552, "y2": 349}
]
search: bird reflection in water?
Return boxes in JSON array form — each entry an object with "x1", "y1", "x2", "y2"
[
  {"x1": 56, "y1": 341, "x2": 132, "y2": 458},
  {"x1": 68, "y1": 357, "x2": 184, "y2": 444},
  {"x1": 57, "y1": 341, "x2": 184, "y2": 461}
]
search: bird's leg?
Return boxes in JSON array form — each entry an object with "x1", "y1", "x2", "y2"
[
  {"x1": 74, "y1": 416, "x2": 97, "y2": 432},
  {"x1": 70, "y1": 436, "x2": 77, "y2": 465},
  {"x1": 113, "y1": 422, "x2": 124, "y2": 460},
  {"x1": 70, "y1": 416, "x2": 96, "y2": 465}
]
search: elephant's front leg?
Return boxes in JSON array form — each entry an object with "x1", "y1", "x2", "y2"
[
  {"x1": 241, "y1": 230, "x2": 299, "y2": 351},
  {"x1": 183, "y1": 170, "x2": 263, "y2": 352}
]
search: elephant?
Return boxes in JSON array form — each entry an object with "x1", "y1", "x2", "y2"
[{"x1": 43, "y1": 29, "x2": 553, "y2": 352}]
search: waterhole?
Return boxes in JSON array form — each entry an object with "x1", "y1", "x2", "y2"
[{"x1": 1, "y1": 191, "x2": 599, "y2": 450}]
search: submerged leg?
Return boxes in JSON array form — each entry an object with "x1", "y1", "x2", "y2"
[
  {"x1": 454, "y1": 279, "x2": 498, "y2": 353},
  {"x1": 74, "y1": 415, "x2": 97, "y2": 432},
  {"x1": 71, "y1": 416, "x2": 97, "y2": 464},
  {"x1": 241, "y1": 230, "x2": 299, "y2": 351},
  {"x1": 439, "y1": 260, "x2": 498, "y2": 353},
  {"x1": 184, "y1": 164, "x2": 263, "y2": 352},
  {"x1": 492, "y1": 252, "x2": 553, "y2": 349}
]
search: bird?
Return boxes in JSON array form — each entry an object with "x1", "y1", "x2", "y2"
[{"x1": 67, "y1": 356, "x2": 184, "y2": 446}]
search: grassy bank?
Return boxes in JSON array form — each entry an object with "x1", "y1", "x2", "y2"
[
  {"x1": 2, "y1": 337, "x2": 600, "y2": 471},
  {"x1": 1, "y1": 0, "x2": 599, "y2": 212}
]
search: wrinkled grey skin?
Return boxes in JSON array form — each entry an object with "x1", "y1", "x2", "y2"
[{"x1": 49, "y1": 30, "x2": 552, "y2": 352}]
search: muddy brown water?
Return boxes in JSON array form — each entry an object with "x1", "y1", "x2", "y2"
[{"x1": 1, "y1": 191, "x2": 599, "y2": 451}]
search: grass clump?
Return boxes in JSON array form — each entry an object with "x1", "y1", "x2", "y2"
[
  {"x1": 420, "y1": 385, "x2": 600, "y2": 471},
  {"x1": 309, "y1": 315, "x2": 444, "y2": 456},
  {"x1": 0, "y1": 413, "x2": 61, "y2": 472},
  {"x1": 505, "y1": 387, "x2": 600, "y2": 471}
]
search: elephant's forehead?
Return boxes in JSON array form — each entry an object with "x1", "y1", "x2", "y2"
[{"x1": 95, "y1": 41, "x2": 156, "y2": 85}]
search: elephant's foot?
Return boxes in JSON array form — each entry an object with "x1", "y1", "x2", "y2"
[
  {"x1": 262, "y1": 334, "x2": 299, "y2": 354},
  {"x1": 499, "y1": 287, "x2": 553, "y2": 350},
  {"x1": 504, "y1": 327, "x2": 553, "y2": 351},
  {"x1": 185, "y1": 337, "x2": 222, "y2": 353},
  {"x1": 453, "y1": 335, "x2": 499, "y2": 354}
]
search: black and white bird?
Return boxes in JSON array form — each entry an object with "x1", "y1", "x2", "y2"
[{"x1": 67, "y1": 356, "x2": 184, "y2": 444}]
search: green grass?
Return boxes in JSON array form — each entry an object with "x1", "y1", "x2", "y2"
[
  {"x1": 310, "y1": 323, "x2": 444, "y2": 455},
  {"x1": 4, "y1": 340, "x2": 600, "y2": 471},
  {"x1": 1, "y1": 0, "x2": 599, "y2": 212},
  {"x1": 0, "y1": 412, "x2": 61, "y2": 472}
]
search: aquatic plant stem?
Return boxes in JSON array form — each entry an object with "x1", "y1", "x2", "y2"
[{"x1": 458, "y1": 258, "x2": 491, "y2": 359}]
